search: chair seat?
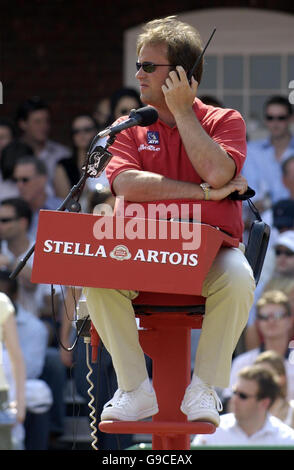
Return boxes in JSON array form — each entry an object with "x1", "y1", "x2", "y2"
[{"x1": 132, "y1": 291, "x2": 206, "y2": 315}]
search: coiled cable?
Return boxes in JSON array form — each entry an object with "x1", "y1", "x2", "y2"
[{"x1": 85, "y1": 338, "x2": 98, "y2": 450}]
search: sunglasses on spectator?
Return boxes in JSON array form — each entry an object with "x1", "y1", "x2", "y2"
[
  {"x1": 275, "y1": 248, "x2": 294, "y2": 257},
  {"x1": 12, "y1": 176, "x2": 33, "y2": 184},
  {"x1": 136, "y1": 62, "x2": 175, "y2": 73},
  {"x1": 232, "y1": 390, "x2": 257, "y2": 400},
  {"x1": 0, "y1": 217, "x2": 19, "y2": 223},
  {"x1": 257, "y1": 311, "x2": 288, "y2": 321},
  {"x1": 265, "y1": 115, "x2": 289, "y2": 121},
  {"x1": 72, "y1": 126, "x2": 96, "y2": 135}
]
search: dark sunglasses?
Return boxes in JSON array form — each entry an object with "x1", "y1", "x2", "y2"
[
  {"x1": 72, "y1": 126, "x2": 96, "y2": 135},
  {"x1": 12, "y1": 177, "x2": 32, "y2": 184},
  {"x1": 275, "y1": 248, "x2": 294, "y2": 257},
  {"x1": 232, "y1": 390, "x2": 257, "y2": 400},
  {"x1": 136, "y1": 61, "x2": 175, "y2": 73},
  {"x1": 257, "y1": 310, "x2": 288, "y2": 321},
  {"x1": 0, "y1": 217, "x2": 19, "y2": 223},
  {"x1": 265, "y1": 115, "x2": 289, "y2": 121}
]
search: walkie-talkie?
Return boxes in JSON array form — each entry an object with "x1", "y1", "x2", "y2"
[{"x1": 187, "y1": 28, "x2": 216, "y2": 84}]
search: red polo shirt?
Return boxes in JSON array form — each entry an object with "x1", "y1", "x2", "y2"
[{"x1": 106, "y1": 98, "x2": 247, "y2": 240}]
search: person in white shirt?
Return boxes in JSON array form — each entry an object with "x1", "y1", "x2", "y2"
[
  {"x1": 226, "y1": 290, "x2": 294, "y2": 401},
  {"x1": 193, "y1": 364, "x2": 294, "y2": 447}
]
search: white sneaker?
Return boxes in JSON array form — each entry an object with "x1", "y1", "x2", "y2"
[
  {"x1": 180, "y1": 375, "x2": 223, "y2": 426},
  {"x1": 101, "y1": 379, "x2": 159, "y2": 421}
]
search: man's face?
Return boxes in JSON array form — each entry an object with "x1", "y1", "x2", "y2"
[
  {"x1": 13, "y1": 163, "x2": 46, "y2": 204},
  {"x1": 231, "y1": 378, "x2": 263, "y2": 423},
  {"x1": 136, "y1": 42, "x2": 172, "y2": 108},
  {"x1": 257, "y1": 302, "x2": 292, "y2": 341},
  {"x1": 265, "y1": 104, "x2": 292, "y2": 140},
  {"x1": 19, "y1": 109, "x2": 50, "y2": 143},
  {"x1": 0, "y1": 204, "x2": 23, "y2": 240},
  {"x1": 0, "y1": 125, "x2": 13, "y2": 154},
  {"x1": 275, "y1": 244, "x2": 294, "y2": 276}
]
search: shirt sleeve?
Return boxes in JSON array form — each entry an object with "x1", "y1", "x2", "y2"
[
  {"x1": 0, "y1": 293, "x2": 14, "y2": 327},
  {"x1": 209, "y1": 109, "x2": 247, "y2": 176},
  {"x1": 106, "y1": 126, "x2": 143, "y2": 194}
]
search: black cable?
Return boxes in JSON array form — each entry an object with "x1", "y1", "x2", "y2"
[{"x1": 50, "y1": 284, "x2": 89, "y2": 352}]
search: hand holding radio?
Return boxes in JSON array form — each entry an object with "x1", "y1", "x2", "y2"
[{"x1": 162, "y1": 66, "x2": 198, "y2": 116}]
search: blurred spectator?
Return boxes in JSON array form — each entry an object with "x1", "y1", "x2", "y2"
[
  {"x1": 254, "y1": 350, "x2": 294, "y2": 428},
  {"x1": 87, "y1": 88, "x2": 143, "y2": 199},
  {"x1": 244, "y1": 226, "x2": 294, "y2": 346},
  {"x1": 12, "y1": 156, "x2": 62, "y2": 239},
  {"x1": 271, "y1": 231, "x2": 294, "y2": 279},
  {"x1": 193, "y1": 365, "x2": 294, "y2": 446},
  {"x1": 0, "y1": 197, "x2": 40, "y2": 316},
  {"x1": 242, "y1": 95, "x2": 293, "y2": 211},
  {"x1": 0, "y1": 270, "x2": 52, "y2": 450},
  {"x1": 15, "y1": 96, "x2": 70, "y2": 194},
  {"x1": 93, "y1": 97, "x2": 111, "y2": 130},
  {"x1": 0, "y1": 141, "x2": 34, "y2": 201},
  {"x1": 54, "y1": 114, "x2": 98, "y2": 199},
  {"x1": 0, "y1": 289, "x2": 26, "y2": 450},
  {"x1": 282, "y1": 155, "x2": 294, "y2": 198},
  {"x1": 272, "y1": 199, "x2": 294, "y2": 233},
  {"x1": 0, "y1": 118, "x2": 15, "y2": 157},
  {"x1": 106, "y1": 87, "x2": 142, "y2": 126},
  {"x1": 227, "y1": 290, "x2": 294, "y2": 401}
]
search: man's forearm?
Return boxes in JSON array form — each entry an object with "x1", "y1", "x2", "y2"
[
  {"x1": 113, "y1": 170, "x2": 248, "y2": 202},
  {"x1": 113, "y1": 170, "x2": 204, "y2": 201},
  {"x1": 174, "y1": 108, "x2": 236, "y2": 188}
]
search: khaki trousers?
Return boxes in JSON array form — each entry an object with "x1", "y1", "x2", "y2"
[{"x1": 83, "y1": 245, "x2": 255, "y2": 390}]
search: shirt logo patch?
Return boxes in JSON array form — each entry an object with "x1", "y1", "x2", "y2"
[{"x1": 147, "y1": 131, "x2": 159, "y2": 145}]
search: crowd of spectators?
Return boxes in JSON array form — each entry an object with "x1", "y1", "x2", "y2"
[{"x1": 1, "y1": 91, "x2": 294, "y2": 450}]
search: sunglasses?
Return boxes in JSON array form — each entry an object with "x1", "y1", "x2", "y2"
[
  {"x1": 257, "y1": 311, "x2": 288, "y2": 321},
  {"x1": 265, "y1": 115, "x2": 289, "y2": 121},
  {"x1": 0, "y1": 217, "x2": 19, "y2": 223},
  {"x1": 275, "y1": 248, "x2": 294, "y2": 257},
  {"x1": 12, "y1": 177, "x2": 33, "y2": 184},
  {"x1": 72, "y1": 126, "x2": 96, "y2": 135},
  {"x1": 136, "y1": 61, "x2": 175, "y2": 73},
  {"x1": 232, "y1": 390, "x2": 257, "y2": 400}
]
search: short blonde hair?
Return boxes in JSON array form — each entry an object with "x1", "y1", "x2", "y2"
[
  {"x1": 256, "y1": 290, "x2": 291, "y2": 317},
  {"x1": 137, "y1": 16, "x2": 204, "y2": 84}
]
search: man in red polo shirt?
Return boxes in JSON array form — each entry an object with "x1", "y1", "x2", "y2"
[{"x1": 84, "y1": 16, "x2": 255, "y2": 426}]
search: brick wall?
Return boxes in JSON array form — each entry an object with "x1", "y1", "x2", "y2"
[{"x1": 0, "y1": 0, "x2": 292, "y2": 144}]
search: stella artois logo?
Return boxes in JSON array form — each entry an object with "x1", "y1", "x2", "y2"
[{"x1": 110, "y1": 245, "x2": 132, "y2": 261}]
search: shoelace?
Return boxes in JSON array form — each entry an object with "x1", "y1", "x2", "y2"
[
  {"x1": 199, "y1": 388, "x2": 223, "y2": 412},
  {"x1": 185, "y1": 384, "x2": 223, "y2": 412},
  {"x1": 107, "y1": 389, "x2": 137, "y2": 408}
]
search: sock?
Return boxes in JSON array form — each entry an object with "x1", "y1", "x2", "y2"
[{"x1": 141, "y1": 377, "x2": 152, "y2": 392}]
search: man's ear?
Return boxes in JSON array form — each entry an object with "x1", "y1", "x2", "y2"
[{"x1": 260, "y1": 396, "x2": 271, "y2": 411}]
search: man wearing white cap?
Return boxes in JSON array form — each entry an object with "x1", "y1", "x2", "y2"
[{"x1": 274, "y1": 230, "x2": 294, "y2": 277}]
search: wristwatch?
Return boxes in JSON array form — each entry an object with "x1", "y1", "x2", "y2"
[{"x1": 200, "y1": 182, "x2": 211, "y2": 201}]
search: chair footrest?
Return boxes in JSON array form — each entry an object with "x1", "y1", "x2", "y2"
[{"x1": 99, "y1": 420, "x2": 215, "y2": 435}]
